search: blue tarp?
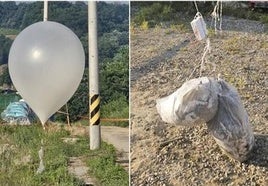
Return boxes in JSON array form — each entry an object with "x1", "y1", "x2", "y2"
[{"x1": 1, "y1": 100, "x2": 34, "y2": 125}]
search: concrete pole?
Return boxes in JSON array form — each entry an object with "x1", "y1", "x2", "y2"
[
  {"x1": 43, "y1": 1, "x2": 48, "y2": 21},
  {"x1": 88, "y1": 1, "x2": 101, "y2": 150}
]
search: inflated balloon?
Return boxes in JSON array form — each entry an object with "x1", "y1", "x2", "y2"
[{"x1": 8, "y1": 21, "x2": 85, "y2": 125}]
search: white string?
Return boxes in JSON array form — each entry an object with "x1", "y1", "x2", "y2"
[
  {"x1": 199, "y1": 38, "x2": 211, "y2": 77},
  {"x1": 212, "y1": 1, "x2": 219, "y2": 33},
  {"x1": 188, "y1": 1, "x2": 221, "y2": 79},
  {"x1": 211, "y1": 0, "x2": 223, "y2": 33},
  {"x1": 194, "y1": 1, "x2": 199, "y2": 13},
  {"x1": 219, "y1": 1, "x2": 223, "y2": 32}
]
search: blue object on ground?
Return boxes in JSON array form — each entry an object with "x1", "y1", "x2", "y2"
[{"x1": 1, "y1": 100, "x2": 35, "y2": 125}]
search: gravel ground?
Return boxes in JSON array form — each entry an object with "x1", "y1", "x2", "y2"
[{"x1": 130, "y1": 17, "x2": 268, "y2": 186}]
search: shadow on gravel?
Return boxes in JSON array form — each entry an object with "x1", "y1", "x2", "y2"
[
  {"x1": 131, "y1": 39, "x2": 190, "y2": 85},
  {"x1": 244, "y1": 134, "x2": 268, "y2": 168}
]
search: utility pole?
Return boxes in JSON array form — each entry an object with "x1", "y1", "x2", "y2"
[
  {"x1": 43, "y1": 1, "x2": 48, "y2": 21},
  {"x1": 88, "y1": 1, "x2": 101, "y2": 150}
]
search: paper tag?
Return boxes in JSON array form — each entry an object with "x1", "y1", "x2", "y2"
[{"x1": 191, "y1": 12, "x2": 207, "y2": 40}]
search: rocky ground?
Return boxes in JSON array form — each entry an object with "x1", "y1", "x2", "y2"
[{"x1": 130, "y1": 17, "x2": 268, "y2": 185}]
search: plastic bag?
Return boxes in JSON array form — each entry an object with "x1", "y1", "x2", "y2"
[
  {"x1": 207, "y1": 79, "x2": 255, "y2": 162},
  {"x1": 1, "y1": 100, "x2": 34, "y2": 125},
  {"x1": 156, "y1": 77, "x2": 219, "y2": 126}
]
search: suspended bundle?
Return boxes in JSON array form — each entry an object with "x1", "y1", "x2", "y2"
[
  {"x1": 207, "y1": 79, "x2": 255, "y2": 162},
  {"x1": 156, "y1": 78, "x2": 255, "y2": 161},
  {"x1": 156, "y1": 77, "x2": 219, "y2": 126}
]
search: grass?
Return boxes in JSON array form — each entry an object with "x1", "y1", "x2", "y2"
[
  {"x1": 87, "y1": 142, "x2": 129, "y2": 186},
  {"x1": 101, "y1": 97, "x2": 129, "y2": 127},
  {"x1": 140, "y1": 20, "x2": 149, "y2": 30},
  {"x1": 223, "y1": 36, "x2": 241, "y2": 54},
  {"x1": 0, "y1": 124, "x2": 129, "y2": 186}
]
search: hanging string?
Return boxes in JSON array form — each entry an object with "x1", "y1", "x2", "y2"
[
  {"x1": 211, "y1": 0, "x2": 223, "y2": 33},
  {"x1": 188, "y1": 1, "x2": 223, "y2": 79},
  {"x1": 199, "y1": 38, "x2": 211, "y2": 77},
  {"x1": 219, "y1": 1, "x2": 223, "y2": 32},
  {"x1": 194, "y1": 1, "x2": 199, "y2": 13}
]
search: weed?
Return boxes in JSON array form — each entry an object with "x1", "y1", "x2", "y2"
[
  {"x1": 170, "y1": 24, "x2": 188, "y2": 33},
  {"x1": 223, "y1": 36, "x2": 241, "y2": 54},
  {"x1": 140, "y1": 20, "x2": 149, "y2": 30}
]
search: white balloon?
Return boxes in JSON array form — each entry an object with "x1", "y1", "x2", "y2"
[{"x1": 8, "y1": 21, "x2": 85, "y2": 124}]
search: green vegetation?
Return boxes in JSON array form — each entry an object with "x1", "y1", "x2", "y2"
[
  {"x1": 0, "y1": 93, "x2": 19, "y2": 113},
  {"x1": 0, "y1": 125, "x2": 128, "y2": 185},
  {"x1": 0, "y1": 28, "x2": 19, "y2": 35},
  {"x1": 0, "y1": 65, "x2": 11, "y2": 86},
  {"x1": 131, "y1": 1, "x2": 213, "y2": 28},
  {"x1": 87, "y1": 142, "x2": 128, "y2": 186},
  {"x1": 131, "y1": 2, "x2": 268, "y2": 30},
  {"x1": 223, "y1": 36, "x2": 241, "y2": 54},
  {"x1": 0, "y1": 35, "x2": 12, "y2": 66}
]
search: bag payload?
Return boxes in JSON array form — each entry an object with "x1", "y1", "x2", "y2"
[
  {"x1": 156, "y1": 77, "x2": 219, "y2": 126},
  {"x1": 206, "y1": 79, "x2": 255, "y2": 162},
  {"x1": 1, "y1": 100, "x2": 34, "y2": 125},
  {"x1": 156, "y1": 77, "x2": 255, "y2": 162}
]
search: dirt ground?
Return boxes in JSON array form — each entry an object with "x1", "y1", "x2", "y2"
[{"x1": 130, "y1": 17, "x2": 268, "y2": 185}]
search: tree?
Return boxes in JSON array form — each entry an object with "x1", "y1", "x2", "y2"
[
  {"x1": 100, "y1": 45, "x2": 129, "y2": 104},
  {"x1": 0, "y1": 65, "x2": 12, "y2": 86},
  {"x1": 0, "y1": 35, "x2": 12, "y2": 65}
]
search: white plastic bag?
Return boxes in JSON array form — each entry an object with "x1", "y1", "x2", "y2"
[
  {"x1": 207, "y1": 79, "x2": 255, "y2": 162},
  {"x1": 156, "y1": 77, "x2": 219, "y2": 126}
]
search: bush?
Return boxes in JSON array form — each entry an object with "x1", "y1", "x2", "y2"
[{"x1": 101, "y1": 96, "x2": 129, "y2": 127}]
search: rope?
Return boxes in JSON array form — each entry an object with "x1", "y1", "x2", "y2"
[
  {"x1": 220, "y1": 0, "x2": 223, "y2": 32},
  {"x1": 211, "y1": 0, "x2": 223, "y2": 33},
  {"x1": 179, "y1": 1, "x2": 223, "y2": 80},
  {"x1": 78, "y1": 115, "x2": 129, "y2": 122},
  {"x1": 199, "y1": 38, "x2": 211, "y2": 77},
  {"x1": 194, "y1": 1, "x2": 199, "y2": 13}
]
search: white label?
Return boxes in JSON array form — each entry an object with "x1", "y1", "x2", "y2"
[{"x1": 191, "y1": 14, "x2": 207, "y2": 40}]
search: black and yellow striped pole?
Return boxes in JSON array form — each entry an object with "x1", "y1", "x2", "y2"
[
  {"x1": 88, "y1": 1, "x2": 101, "y2": 150},
  {"x1": 90, "y1": 95, "x2": 100, "y2": 125}
]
